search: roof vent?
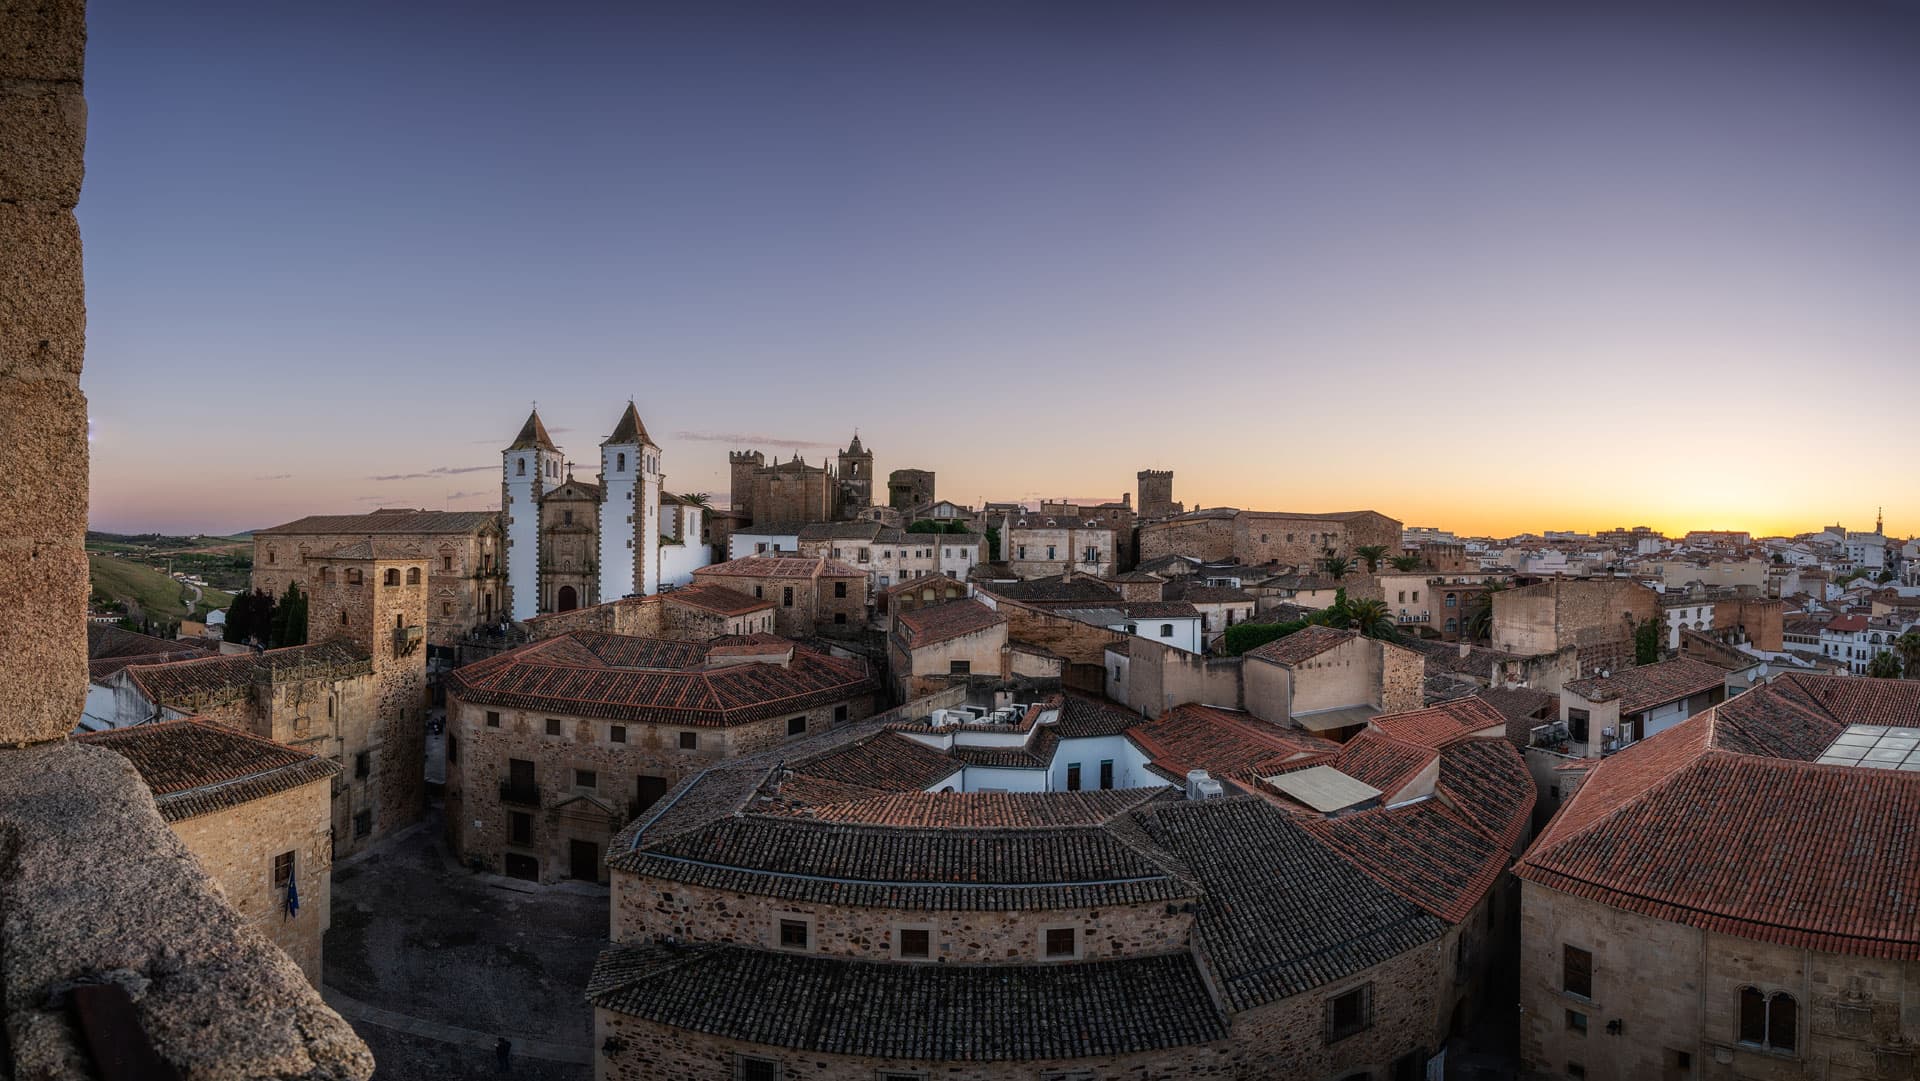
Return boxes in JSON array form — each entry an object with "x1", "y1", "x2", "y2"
[{"x1": 1186, "y1": 770, "x2": 1224, "y2": 801}]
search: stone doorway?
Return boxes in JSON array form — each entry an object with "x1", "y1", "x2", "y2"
[{"x1": 557, "y1": 586, "x2": 578, "y2": 611}]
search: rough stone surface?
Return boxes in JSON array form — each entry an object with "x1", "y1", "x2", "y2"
[
  {"x1": 0, "y1": 202, "x2": 85, "y2": 379},
  {"x1": 0, "y1": 79, "x2": 85, "y2": 205},
  {"x1": 0, "y1": 0, "x2": 87, "y2": 83},
  {"x1": 0, "y1": 742, "x2": 374, "y2": 1079}
]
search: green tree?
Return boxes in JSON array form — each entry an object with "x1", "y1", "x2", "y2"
[
  {"x1": 1388, "y1": 554, "x2": 1423, "y2": 572},
  {"x1": 1221, "y1": 619, "x2": 1310, "y2": 656},
  {"x1": 1634, "y1": 617, "x2": 1662, "y2": 665},
  {"x1": 1464, "y1": 579, "x2": 1508, "y2": 643},
  {"x1": 681, "y1": 492, "x2": 713, "y2": 510},
  {"x1": 1319, "y1": 548, "x2": 1351, "y2": 581},
  {"x1": 1304, "y1": 590, "x2": 1398, "y2": 641},
  {"x1": 1869, "y1": 651, "x2": 1903, "y2": 679},
  {"x1": 906, "y1": 519, "x2": 944, "y2": 534},
  {"x1": 1897, "y1": 630, "x2": 1920, "y2": 679},
  {"x1": 1354, "y1": 545, "x2": 1389, "y2": 574},
  {"x1": 224, "y1": 588, "x2": 273, "y2": 646},
  {"x1": 268, "y1": 581, "x2": 308, "y2": 648},
  {"x1": 984, "y1": 527, "x2": 1001, "y2": 561}
]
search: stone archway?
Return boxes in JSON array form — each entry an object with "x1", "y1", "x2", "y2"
[{"x1": 557, "y1": 586, "x2": 578, "y2": 612}]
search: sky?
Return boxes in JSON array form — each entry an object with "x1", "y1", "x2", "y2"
[{"x1": 80, "y1": 2, "x2": 1920, "y2": 538}]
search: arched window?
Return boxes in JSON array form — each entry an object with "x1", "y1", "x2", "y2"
[
  {"x1": 1160, "y1": 624, "x2": 1175, "y2": 637},
  {"x1": 1739, "y1": 987, "x2": 1767, "y2": 1044},
  {"x1": 383, "y1": 568, "x2": 400, "y2": 586},
  {"x1": 1739, "y1": 987, "x2": 1796, "y2": 1050},
  {"x1": 617, "y1": 452, "x2": 626, "y2": 472},
  {"x1": 1446, "y1": 593, "x2": 1457, "y2": 607},
  {"x1": 406, "y1": 567, "x2": 421, "y2": 585}
]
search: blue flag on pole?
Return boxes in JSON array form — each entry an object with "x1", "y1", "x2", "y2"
[{"x1": 285, "y1": 864, "x2": 300, "y2": 920}]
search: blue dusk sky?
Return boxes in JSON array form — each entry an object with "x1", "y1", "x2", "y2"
[{"x1": 79, "y1": 2, "x2": 1920, "y2": 537}]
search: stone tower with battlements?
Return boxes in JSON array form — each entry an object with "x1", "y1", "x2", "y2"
[
  {"x1": 1137, "y1": 469, "x2": 1181, "y2": 520},
  {"x1": 728, "y1": 450, "x2": 765, "y2": 520}
]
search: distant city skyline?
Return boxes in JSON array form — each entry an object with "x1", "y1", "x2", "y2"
[{"x1": 79, "y1": 3, "x2": 1920, "y2": 537}]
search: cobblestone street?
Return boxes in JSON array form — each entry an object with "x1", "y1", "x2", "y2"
[{"x1": 324, "y1": 808, "x2": 607, "y2": 1080}]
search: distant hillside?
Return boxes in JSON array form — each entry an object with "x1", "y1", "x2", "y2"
[{"x1": 88, "y1": 553, "x2": 236, "y2": 625}]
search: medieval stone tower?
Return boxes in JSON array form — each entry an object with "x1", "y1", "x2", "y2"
[
  {"x1": 502, "y1": 405, "x2": 671, "y2": 621},
  {"x1": 599, "y1": 402, "x2": 662, "y2": 601},
  {"x1": 1136, "y1": 469, "x2": 1181, "y2": 520},
  {"x1": 728, "y1": 450, "x2": 765, "y2": 520},
  {"x1": 836, "y1": 433, "x2": 873, "y2": 520}
]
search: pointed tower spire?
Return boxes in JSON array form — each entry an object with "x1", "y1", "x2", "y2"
[
  {"x1": 508, "y1": 408, "x2": 558, "y2": 451},
  {"x1": 602, "y1": 400, "x2": 653, "y2": 447},
  {"x1": 847, "y1": 430, "x2": 863, "y2": 454}
]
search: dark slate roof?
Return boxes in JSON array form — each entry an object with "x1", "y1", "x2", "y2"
[
  {"x1": 785, "y1": 733, "x2": 962, "y2": 792},
  {"x1": 980, "y1": 577, "x2": 1123, "y2": 606},
  {"x1": 79, "y1": 719, "x2": 340, "y2": 822},
  {"x1": 448, "y1": 631, "x2": 875, "y2": 727},
  {"x1": 87, "y1": 624, "x2": 210, "y2": 662},
  {"x1": 602, "y1": 401, "x2": 654, "y2": 447},
  {"x1": 612, "y1": 815, "x2": 1192, "y2": 911},
  {"x1": 588, "y1": 944, "x2": 1226, "y2": 1061},
  {"x1": 1051, "y1": 694, "x2": 1142, "y2": 739},
  {"x1": 1136, "y1": 798, "x2": 1449, "y2": 1010}
]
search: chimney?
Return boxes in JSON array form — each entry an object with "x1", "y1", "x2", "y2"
[{"x1": 1457, "y1": 642, "x2": 1471, "y2": 659}]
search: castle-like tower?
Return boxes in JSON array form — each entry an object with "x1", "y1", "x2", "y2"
[
  {"x1": 1136, "y1": 469, "x2": 1181, "y2": 520},
  {"x1": 836, "y1": 433, "x2": 873, "y2": 520},
  {"x1": 599, "y1": 402, "x2": 662, "y2": 600},
  {"x1": 503, "y1": 410, "x2": 565, "y2": 621}
]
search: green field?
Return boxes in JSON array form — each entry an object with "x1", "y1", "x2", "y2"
[{"x1": 88, "y1": 553, "x2": 234, "y2": 625}]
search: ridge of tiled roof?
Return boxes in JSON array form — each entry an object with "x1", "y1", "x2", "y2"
[
  {"x1": 695, "y1": 555, "x2": 865, "y2": 579},
  {"x1": 1126, "y1": 704, "x2": 1339, "y2": 779},
  {"x1": 893, "y1": 599, "x2": 1006, "y2": 647},
  {"x1": 772, "y1": 788, "x2": 1169, "y2": 829},
  {"x1": 255, "y1": 510, "x2": 500, "y2": 536},
  {"x1": 79, "y1": 719, "x2": 340, "y2": 822},
  {"x1": 1562, "y1": 656, "x2": 1728, "y2": 714},
  {"x1": 664, "y1": 583, "x2": 773, "y2": 616},
  {"x1": 588, "y1": 944, "x2": 1227, "y2": 1061},
  {"x1": 87, "y1": 624, "x2": 210, "y2": 661},
  {"x1": 785, "y1": 732, "x2": 963, "y2": 792},
  {"x1": 123, "y1": 639, "x2": 372, "y2": 706},
  {"x1": 1368, "y1": 697, "x2": 1509, "y2": 749},
  {"x1": 1242, "y1": 625, "x2": 1357, "y2": 667},
  {"x1": 978, "y1": 577, "x2": 1123, "y2": 606}
]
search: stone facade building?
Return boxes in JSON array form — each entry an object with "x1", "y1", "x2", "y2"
[
  {"x1": 1138, "y1": 508, "x2": 1404, "y2": 568},
  {"x1": 795, "y1": 520, "x2": 985, "y2": 591},
  {"x1": 1005, "y1": 516, "x2": 1118, "y2": 578},
  {"x1": 1517, "y1": 674, "x2": 1920, "y2": 1081},
  {"x1": 252, "y1": 508, "x2": 503, "y2": 651},
  {"x1": 590, "y1": 694, "x2": 1533, "y2": 1080},
  {"x1": 885, "y1": 598, "x2": 1061, "y2": 700},
  {"x1": 888, "y1": 467, "x2": 935, "y2": 511},
  {"x1": 80, "y1": 720, "x2": 338, "y2": 985},
  {"x1": 691, "y1": 555, "x2": 868, "y2": 637},
  {"x1": 1492, "y1": 577, "x2": 1660, "y2": 674},
  {"x1": 444, "y1": 632, "x2": 878, "y2": 884},
  {"x1": 1136, "y1": 468, "x2": 1181, "y2": 519},
  {"x1": 729, "y1": 434, "x2": 873, "y2": 525}
]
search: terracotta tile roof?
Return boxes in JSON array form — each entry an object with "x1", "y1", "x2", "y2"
[
  {"x1": 448, "y1": 631, "x2": 874, "y2": 727},
  {"x1": 1119, "y1": 601, "x2": 1200, "y2": 619},
  {"x1": 694, "y1": 555, "x2": 864, "y2": 579},
  {"x1": 1136, "y1": 798, "x2": 1449, "y2": 1010},
  {"x1": 1475, "y1": 687, "x2": 1560, "y2": 746},
  {"x1": 1827, "y1": 614, "x2": 1869, "y2": 632},
  {"x1": 1051, "y1": 695, "x2": 1142, "y2": 739},
  {"x1": 1242, "y1": 625, "x2": 1357, "y2": 667},
  {"x1": 613, "y1": 815, "x2": 1192, "y2": 910},
  {"x1": 892, "y1": 599, "x2": 1006, "y2": 648},
  {"x1": 87, "y1": 624, "x2": 210, "y2": 662},
  {"x1": 776, "y1": 788, "x2": 1167, "y2": 828},
  {"x1": 1563, "y1": 657, "x2": 1728, "y2": 714},
  {"x1": 664, "y1": 583, "x2": 773, "y2": 616},
  {"x1": 256, "y1": 509, "x2": 499, "y2": 536},
  {"x1": 1368, "y1": 698, "x2": 1509, "y2": 748},
  {"x1": 1161, "y1": 581, "x2": 1254, "y2": 604},
  {"x1": 123, "y1": 639, "x2": 372, "y2": 707},
  {"x1": 588, "y1": 944, "x2": 1226, "y2": 1060},
  {"x1": 1305, "y1": 800, "x2": 1508, "y2": 925},
  {"x1": 978, "y1": 577, "x2": 1123, "y2": 606},
  {"x1": 79, "y1": 720, "x2": 339, "y2": 822},
  {"x1": 1518, "y1": 676, "x2": 1920, "y2": 959},
  {"x1": 1126, "y1": 704, "x2": 1339, "y2": 779},
  {"x1": 1311, "y1": 730, "x2": 1434, "y2": 800}
]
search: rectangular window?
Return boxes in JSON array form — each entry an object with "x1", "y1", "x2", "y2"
[
  {"x1": 575, "y1": 769, "x2": 596, "y2": 789},
  {"x1": 1044, "y1": 926, "x2": 1077, "y2": 959},
  {"x1": 834, "y1": 704, "x2": 848, "y2": 723},
  {"x1": 486, "y1": 710, "x2": 500, "y2": 728},
  {"x1": 1563, "y1": 944, "x2": 1592, "y2": 998},
  {"x1": 611, "y1": 724, "x2": 627, "y2": 743},
  {"x1": 354, "y1": 751, "x2": 370, "y2": 779},
  {"x1": 1099, "y1": 760, "x2": 1114, "y2": 789},
  {"x1": 272, "y1": 851, "x2": 295, "y2": 890},
  {"x1": 1566, "y1": 1009, "x2": 1588, "y2": 1036},
  {"x1": 897, "y1": 927, "x2": 931, "y2": 960},
  {"x1": 787, "y1": 716, "x2": 807, "y2": 737},
  {"x1": 834, "y1": 581, "x2": 847, "y2": 598},
  {"x1": 777, "y1": 918, "x2": 809, "y2": 951},
  {"x1": 447, "y1": 734, "x2": 457, "y2": 764},
  {"x1": 1325, "y1": 983, "x2": 1373, "y2": 1042},
  {"x1": 353, "y1": 810, "x2": 372, "y2": 839},
  {"x1": 949, "y1": 660, "x2": 970, "y2": 675},
  {"x1": 1066, "y1": 763, "x2": 1081, "y2": 791},
  {"x1": 734, "y1": 1055, "x2": 782, "y2": 1081},
  {"x1": 546, "y1": 718, "x2": 562, "y2": 736},
  {"x1": 679, "y1": 731, "x2": 698, "y2": 750},
  {"x1": 510, "y1": 811, "x2": 532, "y2": 845},
  {"x1": 442, "y1": 555, "x2": 453, "y2": 571},
  {"x1": 783, "y1": 586, "x2": 794, "y2": 607},
  {"x1": 1566, "y1": 1065, "x2": 1585, "y2": 1080}
]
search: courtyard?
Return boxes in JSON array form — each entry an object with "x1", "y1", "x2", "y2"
[{"x1": 324, "y1": 806, "x2": 606, "y2": 1080}]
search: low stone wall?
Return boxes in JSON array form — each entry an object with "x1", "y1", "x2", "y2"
[{"x1": 0, "y1": 742, "x2": 372, "y2": 1079}]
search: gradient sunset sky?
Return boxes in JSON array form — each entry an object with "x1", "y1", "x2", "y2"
[{"x1": 80, "y1": 2, "x2": 1920, "y2": 538}]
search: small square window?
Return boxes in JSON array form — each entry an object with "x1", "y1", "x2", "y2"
[
  {"x1": 949, "y1": 660, "x2": 970, "y2": 675},
  {"x1": 1325, "y1": 983, "x2": 1373, "y2": 1042},
  {"x1": 834, "y1": 582, "x2": 847, "y2": 598},
  {"x1": 575, "y1": 769, "x2": 597, "y2": 789},
  {"x1": 1044, "y1": 926, "x2": 1077, "y2": 959},
  {"x1": 546, "y1": 718, "x2": 562, "y2": 736},
  {"x1": 353, "y1": 810, "x2": 372, "y2": 839},
  {"x1": 734, "y1": 1056, "x2": 782, "y2": 1081},
  {"x1": 778, "y1": 918, "x2": 809, "y2": 950},
  {"x1": 834, "y1": 705, "x2": 848, "y2": 723},
  {"x1": 898, "y1": 927, "x2": 931, "y2": 959},
  {"x1": 611, "y1": 725, "x2": 627, "y2": 743},
  {"x1": 1567, "y1": 1064, "x2": 1586, "y2": 1080},
  {"x1": 486, "y1": 711, "x2": 500, "y2": 728},
  {"x1": 1566, "y1": 1009, "x2": 1588, "y2": 1035},
  {"x1": 787, "y1": 716, "x2": 807, "y2": 737},
  {"x1": 272, "y1": 851, "x2": 295, "y2": 890},
  {"x1": 679, "y1": 731, "x2": 698, "y2": 750},
  {"x1": 354, "y1": 751, "x2": 370, "y2": 779}
]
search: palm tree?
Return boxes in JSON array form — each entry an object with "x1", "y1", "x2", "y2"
[
  {"x1": 1897, "y1": 630, "x2": 1920, "y2": 679},
  {"x1": 1342, "y1": 597, "x2": 1399, "y2": 641},
  {"x1": 1464, "y1": 579, "x2": 1509, "y2": 643},
  {"x1": 1388, "y1": 554, "x2": 1423, "y2": 572},
  {"x1": 1354, "y1": 545, "x2": 1389, "y2": 574},
  {"x1": 681, "y1": 492, "x2": 714, "y2": 510},
  {"x1": 1319, "y1": 548, "x2": 1351, "y2": 581},
  {"x1": 1869, "y1": 650, "x2": 1903, "y2": 679}
]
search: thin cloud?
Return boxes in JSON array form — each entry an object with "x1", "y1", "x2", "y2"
[
  {"x1": 369, "y1": 465, "x2": 495, "y2": 482},
  {"x1": 253, "y1": 473, "x2": 294, "y2": 481},
  {"x1": 671, "y1": 430, "x2": 842, "y2": 451},
  {"x1": 443, "y1": 490, "x2": 490, "y2": 501}
]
